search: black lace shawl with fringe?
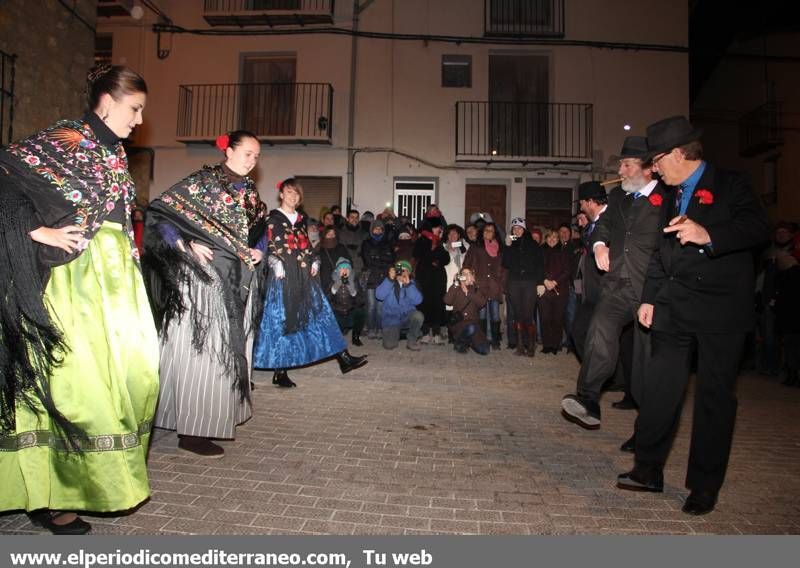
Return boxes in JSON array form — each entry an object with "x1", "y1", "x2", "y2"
[{"x1": 142, "y1": 165, "x2": 267, "y2": 403}]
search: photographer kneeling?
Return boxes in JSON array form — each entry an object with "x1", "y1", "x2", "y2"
[
  {"x1": 444, "y1": 267, "x2": 490, "y2": 355},
  {"x1": 375, "y1": 260, "x2": 424, "y2": 350},
  {"x1": 328, "y1": 257, "x2": 366, "y2": 346}
]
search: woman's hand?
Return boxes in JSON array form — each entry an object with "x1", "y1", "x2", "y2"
[
  {"x1": 249, "y1": 248, "x2": 263, "y2": 265},
  {"x1": 544, "y1": 279, "x2": 556, "y2": 291},
  {"x1": 29, "y1": 225, "x2": 84, "y2": 253},
  {"x1": 190, "y1": 241, "x2": 214, "y2": 264}
]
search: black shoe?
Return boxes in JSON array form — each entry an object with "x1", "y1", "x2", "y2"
[
  {"x1": 617, "y1": 464, "x2": 664, "y2": 493},
  {"x1": 273, "y1": 370, "x2": 296, "y2": 388},
  {"x1": 612, "y1": 397, "x2": 637, "y2": 410},
  {"x1": 560, "y1": 394, "x2": 601, "y2": 429},
  {"x1": 620, "y1": 434, "x2": 635, "y2": 453},
  {"x1": 454, "y1": 342, "x2": 469, "y2": 354},
  {"x1": 250, "y1": 380, "x2": 256, "y2": 391},
  {"x1": 178, "y1": 435, "x2": 225, "y2": 458},
  {"x1": 682, "y1": 490, "x2": 718, "y2": 515},
  {"x1": 337, "y1": 350, "x2": 368, "y2": 374},
  {"x1": 352, "y1": 334, "x2": 363, "y2": 347},
  {"x1": 29, "y1": 510, "x2": 92, "y2": 535}
]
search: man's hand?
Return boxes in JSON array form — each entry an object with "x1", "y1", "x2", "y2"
[
  {"x1": 638, "y1": 303, "x2": 654, "y2": 328},
  {"x1": 29, "y1": 225, "x2": 84, "y2": 253},
  {"x1": 594, "y1": 243, "x2": 610, "y2": 272},
  {"x1": 398, "y1": 272, "x2": 410, "y2": 286},
  {"x1": 190, "y1": 241, "x2": 214, "y2": 264},
  {"x1": 662, "y1": 216, "x2": 711, "y2": 246}
]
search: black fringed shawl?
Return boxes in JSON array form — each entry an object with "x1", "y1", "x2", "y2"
[
  {"x1": 142, "y1": 164, "x2": 267, "y2": 402},
  {"x1": 266, "y1": 209, "x2": 317, "y2": 334},
  {"x1": 0, "y1": 116, "x2": 138, "y2": 445}
]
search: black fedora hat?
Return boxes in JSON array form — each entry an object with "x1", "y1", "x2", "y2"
[
  {"x1": 609, "y1": 135, "x2": 650, "y2": 163},
  {"x1": 645, "y1": 116, "x2": 703, "y2": 154},
  {"x1": 576, "y1": 181, "x2": 606, "y2": 202}
]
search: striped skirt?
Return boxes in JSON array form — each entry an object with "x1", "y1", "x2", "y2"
[{"x1": 154, "y1": 264, "x2": 253, "y2": 439}]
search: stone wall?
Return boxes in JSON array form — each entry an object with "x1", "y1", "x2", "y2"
[{"x1": 0, "y1": 0, "x2": 97, "y2": 141}]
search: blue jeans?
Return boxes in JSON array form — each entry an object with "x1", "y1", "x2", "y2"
[
  {"x1": 366, "y1": 288, "x2": 382, "y2": 331},
  {"x1": 457, "y1": 323, "x2": 490, "y2": 355}
]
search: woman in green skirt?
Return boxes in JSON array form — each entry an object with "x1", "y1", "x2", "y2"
[{"x1": 0, "y1": 65, "x2": 158, "y2": 534}]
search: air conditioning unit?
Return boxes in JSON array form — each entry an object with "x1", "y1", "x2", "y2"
[{"x1": 97, "y1": 0, "x2": 136, "y2": 18}]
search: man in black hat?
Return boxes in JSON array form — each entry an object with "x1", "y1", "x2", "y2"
[
  {"x1": 561, "y1": 136, "x2": 666, "y2": 432},
  {"x1": 616, "y1": 116, "x2": 769, "y2": 516}
]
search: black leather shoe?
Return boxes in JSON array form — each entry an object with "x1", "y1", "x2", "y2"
[
  {"x1": 273, "y1": 370, "x2": 296, "y2": 388},
  {"x1": 337, "y1": 350, "x2": 368, "y2": 374},
  {"x1": 352, "y1": 334, "x2": 363, "y2": 347},
  {"x1": 682, "y1": 490, "x2": 718, "y2": 515},
  {"x1": 29, "y1": 511, "x2": 92, "y2": 535},
  {"x1": 620, "y1": 434, "x2": 635, "y2": 453},
  {"x1": 612, "y1": 397, "x2": 637, "y2": 410},
  {"x1": 617, "y1": 465, "x2": 664, "y2": 493}
]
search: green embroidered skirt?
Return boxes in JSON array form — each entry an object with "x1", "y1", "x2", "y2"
[{"x1": 0, "y1": 222, "x2": 159, "y2": 513}]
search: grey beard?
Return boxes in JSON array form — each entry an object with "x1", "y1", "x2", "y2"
[{"x1": 621, "y1": 178, "x2": 647, "y2": 193}]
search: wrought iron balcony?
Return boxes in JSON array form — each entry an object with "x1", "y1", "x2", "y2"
[
  {"x1": 739, "y1": 102, "x2": 783, "y2": 157},
  {"x1": 455, "y1": 101, "x2": 593, "y2": 163},
  {"x1": 203, "y1": 0, "x2": 335, "y2": 26},
  {"x1": 485, "y1": 0, "x2": 565, "y2": 37},
  {"x1": 177, "y1": 82, "x2": 333, "y2": 145}
]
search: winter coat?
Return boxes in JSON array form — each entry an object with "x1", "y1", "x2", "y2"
[
  {"x1": 375, "y1": 276, "x2": 423, "y2": 327},
  {"x1": 502, "y1": 232, "x2": 544, "y2": 285},
  {"x1": 338, "y1": 223, "x2": 367, "y2": 275},
  {"x1": 542, "y1": 243, "x2": 571, "y2": 295},
  {"x1": 444, "y1": 283, "x2": 487, "y2": 341},
  {"x1": 361, "y1": 236, "x2": 396, "y2": 288},
  {"x1": 463, "y1": 242, "x2": 506, "y2": 301}
]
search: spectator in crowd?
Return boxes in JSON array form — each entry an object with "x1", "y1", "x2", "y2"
[
  {"x1": 414, "y1": 217, "x2": 451, "y2": 344},
  {"x1": 774, "y1": 231, "x2": 800, "y2": 386},
  {"x1": 559, "y1": 222, "x2": 582, "y2": 349},
  {"x1": 539, "y1": 230, "x2": 571, "y2": 353},
  {"x1": 321, "y1": 210, "x2": 336, "y2": 229},
  {"x1": 394, "y1": 224, "x2": 416, "y2": 265},
  {"x1": 464, "y1": 223, "x2": 480, "y2": 246},
  {"x1": 503, "y1": 217, "x2": 545, "y2": 356},
  {"x1": 360, "y1": 210, "x2": 374, "y2": 233},
  {"x1": 339, "y1": 208, "x2": 367, "y2": 277},
  {"x1": 756, "y1": 221, "x2": 796, "y2": 376},
  {"x1": 445, "y1": 267, "x2": 489, "y2": 355},
  {"x1": 361, "y1": 219, "x2": 395, "y2": 338},
  {"x1": 464, "y1": 222, "x2": 506, "y2": 349},
  {"x1": 330, "y1": 204, "x2": 344, "y2": 228},
  {"x1": 327, "y1": 257, "x2": 366, "y2": 347},
  {"x1": 307, "y1": 219, "x2": 321, "y2": 249},
  {"x1": 375, "y1": 260, "x2": 424, "y2": 350},
  {"x1": 618, "y1": 116, "x2": 769, "y2": 516},
  {"x1": 531, "y1": 228, "x2": 543, "y2": 244},
  {"x1": 444, "y1": 224, "x2": 470, "y2": 332},
  {"x1": 317, "y1": 226, "x2": 352, "y2": 296}
]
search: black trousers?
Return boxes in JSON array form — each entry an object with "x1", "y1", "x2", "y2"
[
  {"x1": 634, "y1": 330, "x2": 745, "y2": 493},
  {"x1": 576, "y1": 279, "x2": 649, "y2": 407},
  {"x1": 507, "y1": 280, "x2": 537, "y2": 326}
]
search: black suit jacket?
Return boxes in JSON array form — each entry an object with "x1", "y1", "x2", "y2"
[
  {"x1": 578, "y1": 209, "x2": 606, "y2": 305},
  {"x1": 642, "y1": 163, "x2": 769, "y2": 333},
  {"x1": 592, "y1": 182, "x2": 666, "y2": 300}
]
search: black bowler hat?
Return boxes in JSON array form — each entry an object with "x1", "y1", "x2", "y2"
[
  {"x1": 577, "y1": 181, "x2": 606, "y2": 201},
  {"x1": 609, "y1": 135, "x2": 651, "y2": 163},
  {"x1": 645, "y1": 115, "x2": 703, "y2": 154}
]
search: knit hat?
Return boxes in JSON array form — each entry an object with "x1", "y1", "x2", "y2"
[
  {"x1": 395, "y1": 259, "x2": 413, "y2": 273},
  {"x1": 370, "y1": 219, "x2": 385, "y2": 232},
  {"x1": 335, "y1": 257, "x2": 352, "y2": 271},
  {"x1": 510, "y1": 217, "x2": 526, "y2": 230}
]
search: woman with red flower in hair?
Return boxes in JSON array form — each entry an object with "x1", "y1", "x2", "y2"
[
  {"x1": 143, "y1": 130, "x2": 268, "y2": 459},
  {"x1": 253, "y1": 179, "x2": 367, "y2": 387}
]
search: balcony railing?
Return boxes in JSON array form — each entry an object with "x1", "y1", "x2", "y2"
[
  {"x1": 739, "y1": 102, "x2": 783, "y2": 157},
  {"x1": 485, "y1": 0, "x2": 565, "y2": 37},
  {"x1": 1, "y1": 49, "x2": 16, "y2": 146},
  {"x1": 203, "y1": 0, "x2": 335, "y2": 26},
  {"x1": 456, "y1": 101, "x2": 593, "y2": 163},
  {"x1": 177, "y1": 82, "x2": 333, "y2": 144}
]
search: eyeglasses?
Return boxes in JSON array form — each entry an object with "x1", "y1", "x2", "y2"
[{"x1": 651, "y1": 152, "x2": 669, "y2": 166}]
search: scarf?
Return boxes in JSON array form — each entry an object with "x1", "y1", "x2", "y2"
[{"x1": 421, "y1": 230, "x2": 441, "y2": 249}]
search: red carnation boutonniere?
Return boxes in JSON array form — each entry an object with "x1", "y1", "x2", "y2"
[
  {"x1": 695, "y1": 189, "x2": 714, "y2": 205},
  {"x1": 648, "y1": 193, "x2": 663, "y2": 207}
]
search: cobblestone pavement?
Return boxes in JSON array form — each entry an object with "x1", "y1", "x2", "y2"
[{"x1": 2, "y1": 339, "x2": 799, "y2": 535}]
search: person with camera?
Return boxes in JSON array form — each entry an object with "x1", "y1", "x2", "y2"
[
  {"x1": 444, "y1": 268, "x2": 489, "y2": 355},
  {"x1": 375, "y1": 260, "x2": 424, "y2": 350},
  {"x1": 327, "y1": 257, "x2": 366, "y2": 346},
  {"x1": 502, "y1": 218, "x2": 545, "y2": 357}
]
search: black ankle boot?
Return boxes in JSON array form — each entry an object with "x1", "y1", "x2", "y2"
[
  {"x1": 272, "y1": 370, "x2": 296, "y2": 388},
  {"x1": 337, "y1": 350, "x2": 368, "y2": 374},
  {"x1": 352, "y1": 330, "x2": 363, "y2": 347}
]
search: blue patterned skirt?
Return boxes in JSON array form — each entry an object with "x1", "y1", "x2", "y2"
[{"x1": 253, "y1": 275, "x2": 346, "y2": 369}]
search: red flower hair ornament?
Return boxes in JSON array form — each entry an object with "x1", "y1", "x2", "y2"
[
  {"x1": 215, "y1": 134, "x2": 230, "y2": 152},
  {"x1": 695, "y1": 189, "x2": 714, "y2": 205},
  {"x1": 648, "y1": 193, "x2": 663, "y2": 207}
]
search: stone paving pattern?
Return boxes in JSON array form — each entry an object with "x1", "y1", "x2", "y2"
[{"x1": 2, "y1": 339, "x2": 799, "y2": 535}]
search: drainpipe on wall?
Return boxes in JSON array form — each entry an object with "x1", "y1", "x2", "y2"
[{"x1": 345, "y1": 0, "x2": 360, "y2": 210}]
